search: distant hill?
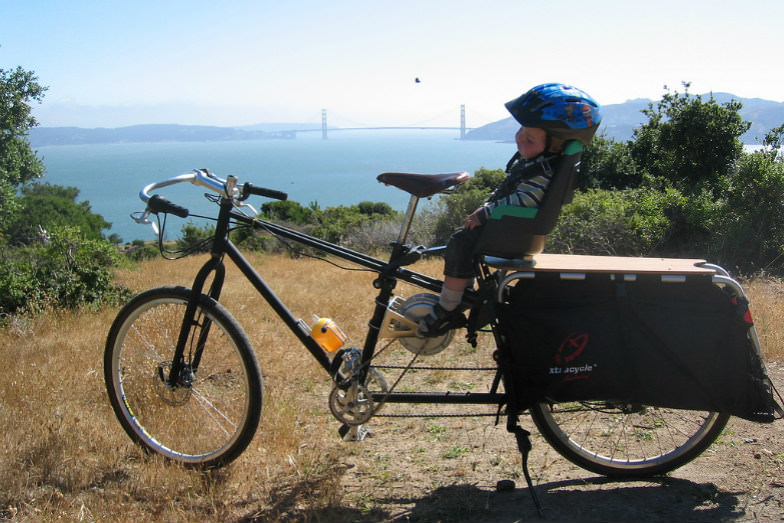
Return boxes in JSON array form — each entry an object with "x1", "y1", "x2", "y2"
[
  {"x1": 464, "y1": 93, "x2": 784, "y2": 145},
  {"x1": 29, "y1": 94, "x2": 784, "y2": 146},
  {"x1": 28, "y1": 123, "x2": 313, "y2": 147}
]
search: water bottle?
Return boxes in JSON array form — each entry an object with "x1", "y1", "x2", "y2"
[{"x1": 310, "y1": 315, "x2": 347, "y2": 352}]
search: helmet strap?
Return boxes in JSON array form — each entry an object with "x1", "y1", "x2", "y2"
[{"x1": 505, "y1": 152, "x2": 521, "y2": 173}]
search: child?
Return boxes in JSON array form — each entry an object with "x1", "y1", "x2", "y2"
[{"x1": 419, "y1": 83, "x2": 602, "y2": 337}]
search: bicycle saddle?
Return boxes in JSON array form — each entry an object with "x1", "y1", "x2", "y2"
[{"x1": 377, "y1": 171, "x2": 470, "y2": 198}]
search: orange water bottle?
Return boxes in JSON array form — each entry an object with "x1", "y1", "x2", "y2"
[{"x1": 310, "y1": 316, "x2": 347, "y2": 353}]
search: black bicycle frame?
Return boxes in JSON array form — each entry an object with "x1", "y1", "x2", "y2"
[{"x1": 167, "y1": 194, "x2": 502, "y2": 406}]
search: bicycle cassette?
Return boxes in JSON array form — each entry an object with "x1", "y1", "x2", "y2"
[
  {"x1": 381, "y1": 293, "x2": 454, "y2": 356},
  {"x1": 328, "y1": 368, "x2": 388, "y2": 426}
]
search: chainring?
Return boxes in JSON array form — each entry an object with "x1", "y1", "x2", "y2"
[{"x1": 329, "y1": 368, "x2": 388, "y2": 426}]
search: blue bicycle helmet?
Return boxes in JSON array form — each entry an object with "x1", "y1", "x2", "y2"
[{"x1": 505, "y1": 83, "x2": 602, "y2": 145}]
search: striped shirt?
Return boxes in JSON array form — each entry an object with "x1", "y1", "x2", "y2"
[{"x1": 478, "y1": 155, "x2": 558, "y2": 223}]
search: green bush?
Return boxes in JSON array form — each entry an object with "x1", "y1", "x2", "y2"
[
  {"x1": 711, "y1": 151, "x2": 784, "y2": 274},
  {"x1": 253, "y1": 200, "x2": 402, "y2": 251},
  {"x1": 176, "y1": 221, "x2": 216, "y2": 253},
  {"x1": 548, "y1": 187, "x2": 686, "y2": 256},
  {"x1": 126, "y1": 244, "x2": 160, "y2": 262},
  {"x1": 261, "y1": 200, "x2": 314, "y2": 224},
  {"x1": 0, "y1": 252, "x2": 39, "y2": 314},
  {"x1": 579, "y1": 135, "x2": 646, "y2": 190},
  {"x1": 0, "y1": 226, "x2": 128, "y2": 316},
  {"x1": 430, "y1": 168, "x2": 505, "y2": 244}
]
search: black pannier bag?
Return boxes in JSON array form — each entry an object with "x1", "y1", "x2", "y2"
[{"x1": 496, "y1": 271, "x2": 780, "y2": 423}]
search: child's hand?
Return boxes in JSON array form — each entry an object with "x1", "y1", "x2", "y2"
[{"x1": 464, "y1": 210, "x2": 483, "y2": 230}]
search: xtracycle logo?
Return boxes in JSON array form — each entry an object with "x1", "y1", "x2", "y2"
[
  {"x1": 554, "y1": 332, "x2": 588, "y2": 364},
  {"x1": 549, "y1": 332, "x2": 595, "y2": 380}
]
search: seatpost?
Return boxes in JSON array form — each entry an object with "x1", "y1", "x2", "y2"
[
  {"x1": 396, "y1": 195, "x2": 420, "y2": 245},
  {"x1": 359, "y1": 194, "x2": 421, "y2": 375}
]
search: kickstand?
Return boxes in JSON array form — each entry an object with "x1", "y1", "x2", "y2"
[
  {"x1": 511, "y1": 424, "x2": 544, "y2": 517},
  {"x1": 338, "y1": 423, "x2": 372, "y2": 441}
]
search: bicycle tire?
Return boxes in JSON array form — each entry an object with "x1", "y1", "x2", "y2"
[
  {"x1": 529, "y1": 400, "x2": 729, "y2": 477},
  {"x1": 104, "y1": 286, "x2": 262, "y2": 468}
]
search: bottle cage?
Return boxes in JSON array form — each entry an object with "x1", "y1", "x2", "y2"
[{"x1": 474, "y1": 140, "x2": 583, "y2": 259}]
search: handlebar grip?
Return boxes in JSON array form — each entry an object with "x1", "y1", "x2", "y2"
[
  {"x1": 242, "y1": 183, "x2": 288, "y2": 201},
  {"x1": 148, "y1": 194, "x2": 190, "y2": 218}
]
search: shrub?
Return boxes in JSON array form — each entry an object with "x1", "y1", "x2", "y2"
[
  {"x1": 261, "y1": 200, "x2": 314, "y2": 224},
  {"x1": 548, "y1": 187, "x2": 686, "y2": 256},
  {"x1": 339, "y1": 217, "x2": 400, "y2": 254},
  {"x1": 0, "y1": 226, "x2": 128, "y2": 316},
  {"x1": 430, "y1": 168, "x2": 505, "y2": 244},
  {"x1": 176, "y1": 221, "x2": 216, "y2": 253},
  {"x1": 126, "y1": 244, "x2": 160, "y2": 262},
  {"x1": 712, "y1": 151, "x2": 784, "y2": 274},
  {"x1": 579, "y1": 135, "x2": 645, "y2": 190},
  {"x1": 253, "y1": 200, "x2": 402, "y2": 251}
]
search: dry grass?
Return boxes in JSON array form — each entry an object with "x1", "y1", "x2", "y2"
[{"x1": 1, "y1": 252, "x2": 782, "y2": 522}]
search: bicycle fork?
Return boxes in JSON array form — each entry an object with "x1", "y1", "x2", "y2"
[
  {"x1": 165, "y1": 256, "x2": 226, "y2": 388},
  {"x1": 164, "y1": 196, "x2": 234, "y2": 388}
]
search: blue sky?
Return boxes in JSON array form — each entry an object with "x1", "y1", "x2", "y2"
[{"x1": 2, "y1": 0, "x2": 782, "y2": 128}]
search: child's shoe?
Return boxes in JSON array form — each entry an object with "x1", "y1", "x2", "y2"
[{"x1": 417, "y1": 303, "x2": 466, "y2": 337}]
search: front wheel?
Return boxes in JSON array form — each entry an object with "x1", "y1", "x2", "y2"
[
  {"x1": 530, "y1": 400, "x2": 729, "y2": 477},
  {"x1": 104, "y1": 286, "x2": 262, "y2": 468}
]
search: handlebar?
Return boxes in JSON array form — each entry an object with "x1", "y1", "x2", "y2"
[
  {"x1": 133, "y1": 168, "x2": 287, "y2": 230},
  {"x1": 241, "y1": 182, "x2": 288, "y2": 202}
]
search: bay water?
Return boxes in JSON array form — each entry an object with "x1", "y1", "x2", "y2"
[{"x1": 37, "y1": 131, "x2": 512, "y2": 243}]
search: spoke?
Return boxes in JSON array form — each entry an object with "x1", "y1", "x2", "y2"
[
  {"x1": 190, "y1": 387, "x2": 238, "y2": 438},
  {"x1": 128, "y1": 322, "x2": 170, "y2": 362}
]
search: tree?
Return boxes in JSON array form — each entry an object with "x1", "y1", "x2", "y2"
[
  {"x1": 578, "y1": 135, "x2": 645, "y2": 190},
  {"x1": 630, "y1": 83, "x2": 750, "y2": 196},
  {"x1": 717, "y1": 150, "x2": 784, "y2": 273},
  {"x1": 762, "y1": 124, "x2": 784, "y2": 157},
  {"x1": 0, "y1": 66, "x2": 47, "y2": 228},
  {"x1": 4, "y1": 183, "x2": 111, "y2": 244},
  {"x1": 430, "y1": 167, "x2": 506, "y2": 244}
]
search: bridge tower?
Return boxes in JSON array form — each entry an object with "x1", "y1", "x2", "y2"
[
  {"x1": 321, "y1": 109, "x2": 328, "y2": 139},
  {"x1": 460, "y1": 104, "x2": 466, "y2": 139}
]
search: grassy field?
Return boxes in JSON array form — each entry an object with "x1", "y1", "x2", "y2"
[{"x1": 1, "y1": 253, "x2": 782, "y2": 522}]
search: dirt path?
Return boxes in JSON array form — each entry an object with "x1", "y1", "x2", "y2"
[{"x1": 321, "y1": 362, "x2": 784, "y2": 522}]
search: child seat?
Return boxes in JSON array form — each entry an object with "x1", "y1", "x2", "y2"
[{"x1": 474, "y1": 141, "x2": 583, "y2": 259}]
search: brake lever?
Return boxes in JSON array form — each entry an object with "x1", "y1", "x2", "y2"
[{"x1": 130, "y1": 209, "x2": 160, "y2": 235}]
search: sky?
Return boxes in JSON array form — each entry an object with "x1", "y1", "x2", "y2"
[{"x1": 2, "y1": 0, "x2": 783, "y2": 129}]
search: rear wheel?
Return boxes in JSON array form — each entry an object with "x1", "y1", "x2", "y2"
[
  {"x1": 530, "y1": 400, "x2": 729, "y2": 477},
  {"x1": 104, "y1": 286, "x2": 262, "y2": 468}
]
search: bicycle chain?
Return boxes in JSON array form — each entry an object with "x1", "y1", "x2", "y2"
[
  {"x1": 372, "y1": 365, "x2": 497, "y2": 372},
  {"x1": 374, "y1": 412, "x2": 502, "y2": 418},
  {"x1": 330, "y1": 340, "x2": 503, "y2": 423}
]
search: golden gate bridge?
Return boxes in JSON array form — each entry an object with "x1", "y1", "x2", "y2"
[{"x1": 275, "y1": 105, "x2": 473, "y2": 139}]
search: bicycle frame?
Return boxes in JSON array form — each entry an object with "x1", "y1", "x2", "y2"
[
  {"x1": 113, "y1": 169, "x2": 778, "y2": 516},
  {"x1": 166, "y1": 187, "x2": 503, "y2": 407}
]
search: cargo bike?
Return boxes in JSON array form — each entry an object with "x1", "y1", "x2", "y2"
[{"x1": 104, "y1": 147, "x2": 781, "y2": 514}]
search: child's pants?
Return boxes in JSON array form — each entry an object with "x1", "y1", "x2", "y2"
[{"x1": 443, "y1": 226, "x2": 485, "y2": 279}]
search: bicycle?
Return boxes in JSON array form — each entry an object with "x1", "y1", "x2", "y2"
[{"x1": 104, "y1": 167, "x2": 777, "y2": 513}]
